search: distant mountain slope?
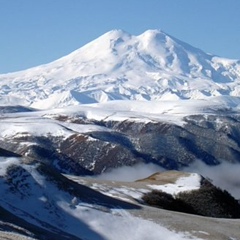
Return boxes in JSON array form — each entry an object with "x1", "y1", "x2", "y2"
[
  {"x1": 1, "y1": 101, "x2": 240, "y2": 183},
  {"x1": 0, "y1": 29, "x2": 240, "y2": 109}
]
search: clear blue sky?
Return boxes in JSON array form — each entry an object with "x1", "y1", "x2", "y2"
[{"x1": 0, "y1": 0, "x2": 240, "y2": 73}]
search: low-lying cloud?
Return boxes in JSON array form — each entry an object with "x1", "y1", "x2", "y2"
[
  {"x1": 95, "y1": 162, "x2": 164, "y2": 182},
  {"x1": 95, "y1": 160, "x2": 240, "y2": 199},
  {"x1": 183, "y1": 161, "x2": 240, "y2": 199}
]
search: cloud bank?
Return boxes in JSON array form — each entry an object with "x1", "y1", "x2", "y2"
[
  {"x1": 183, "y1": 161, "x2": 240, "y2": 199},
  {"x1": 94, "y1": 163, "x2": 164, "y2": 182},
  {"x1": 95, "y1": 160, "x2": 240, "y2": 199}
]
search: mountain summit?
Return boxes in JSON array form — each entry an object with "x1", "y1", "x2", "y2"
[{"x1": 0, "y1": 29, "x2": 240, "y2": 109}]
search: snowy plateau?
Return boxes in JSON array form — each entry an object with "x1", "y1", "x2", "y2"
[{"x1": 1, "y1": 29, "x2": 240, "y2": 239}]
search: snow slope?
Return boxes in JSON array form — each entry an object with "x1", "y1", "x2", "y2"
[
  {"x1": 0, "y1": 157, "x2": 204, "y2": 240},
  {"x1": 0, "y1": 29, "x2": 240, "y2": 109},
  {"x1": 82, "y1": 172, "x2": 202, "y2": 202}
]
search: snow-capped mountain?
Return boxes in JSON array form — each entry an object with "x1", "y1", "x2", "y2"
[{"x1": 0, "y1": 29, "x2": 240, "y2": 109}]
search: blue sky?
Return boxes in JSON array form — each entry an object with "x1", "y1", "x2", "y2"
[{"x1": 0, "y1": 0, "x2": 240, "y2": 73}]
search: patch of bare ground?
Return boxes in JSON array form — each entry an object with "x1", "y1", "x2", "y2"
[{"x1": 136, "y1": 170, "x2": 192, "y2": 184}]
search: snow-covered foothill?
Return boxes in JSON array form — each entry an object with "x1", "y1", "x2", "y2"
[
  {"x1": 148, "y1": 173, "x2": 201, "y2": 196},
  {"x1": 0, "y1": 110, "x2": 111, "y2": 140},
  {"x1": 0, "y1": 95, "x2": 239, "y2": 143},
  {"x1": 71, "y1": 172, "x2": 202, "y2": 204}
]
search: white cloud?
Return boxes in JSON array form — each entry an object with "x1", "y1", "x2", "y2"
[
  {"x1": 94, "y1": 160, "x2": 240, "y2": 200},
  {"x1": 94, "y1": 162, "x2": 164, "y2": 182},
  {"x1": 183, "y1": 161, "x2": 240, "y2": 199}
]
